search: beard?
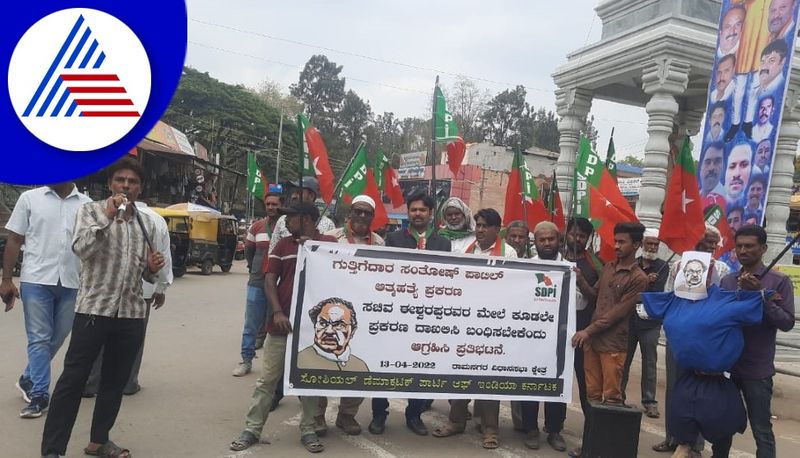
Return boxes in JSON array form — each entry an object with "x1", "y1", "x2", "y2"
[{"x1": 641, "y1": 251, "x2": 659, "y2": 261}]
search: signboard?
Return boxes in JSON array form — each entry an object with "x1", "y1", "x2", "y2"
[
  {"x1": 697, "y1": 1, "x2": 800, "y2": 271},
  {"x1": 398, "y1": 151, "x2": 428, "y2": 179},
  {"x1": 773, "y1": 264, "x2": 800, "y2": 297},
  {"x1": 284, "y1": 242, "x2": 576, "y2": 401},
  {"x1": 618, "y1": 177, "x2": 641, "y2": 197}
]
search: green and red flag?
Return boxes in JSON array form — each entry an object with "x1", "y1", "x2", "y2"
[
  {"x1": 339, "y1": 144, "x2": 389, "y2": 231},
  {"x1": 704, "y1": 204, "x2": 735, "y2": 258},
  {"x1": 374, "y1": 149, "x2": 405, "y2": 208},
  {"x1": 298, "y1": 113, "x2": 335, "y2": 204},
  {"x1": 547, "y1": 169, "x2": 566, "y2": 231},
  {"x1": 659, "y1": 136, "x2": 705, "y2": 254},
  {"x1": 247, "y1": 152, "x2": 266, "y2": 199},
  {"x1": 573, "y1": 136, "x2": 637, "y2": 262},
  {"x1": 605, "y1": 132, "x2": 617, "y2": 183},
  {"x1": 434, "y1": 84, "x2": 466, "y2": 175},
  {"x1": 503, "y1": 149, "x2": 549, "y2": 228}
]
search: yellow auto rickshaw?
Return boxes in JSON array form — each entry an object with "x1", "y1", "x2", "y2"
[{"x1": 152, "y1": 206, "x2": 238, "y2": 276}]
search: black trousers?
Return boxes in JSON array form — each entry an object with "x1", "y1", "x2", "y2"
[
  {"x1": 520, "y1": 401, "x2": 567, "y2": 433},
  {"x1": 42, "y1": 313, "x2": 145, "y2": 456},
  {"x1": 372, "y1": 398, "x2": 427, "y2": 421}
]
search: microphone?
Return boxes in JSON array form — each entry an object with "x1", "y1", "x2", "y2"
[{"x1": 115, "y1": 193, "x2": 128, "y2": 223}]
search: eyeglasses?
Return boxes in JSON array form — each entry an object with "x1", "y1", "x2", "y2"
[
  {"x1": 351, "y1": 209, "x2": 374, "y2": 217},
  {"x1": 315, "y1": 319, "x2": 351, "y2": 332}
]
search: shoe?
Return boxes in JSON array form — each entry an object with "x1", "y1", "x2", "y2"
[
  {"x1": 406, "y1": 417, "x2": 429, "y2": 436},
  {"x1": 81, "y1": 391, "x2": 96, "y2": 398},
  {"x1": 523, "y1": 430, "x2": 540, "y2": 449},
  {"x1": 672, "y1": 444, "x2": 691, "y2": 458},
  {"x1": 652, "y1": 440, "x2": 677, "y2": 452},
  {"x1": 548, "y1": 432, "x2": 567, "y2": 451},
  {"x1": 314, "y1": 415, "x2": 328, "y2": 437},
  {"x1": 336, "y1": 414, "x2": 362, "y2": 435},
  {"x1": 232, "y1": 361, "x2": 252, "y2": 377},
  {"x1": 724, "y1": 123, "x2": 740, "y2": 142},
  {"x1": 123, "y1": 384, "x2": 141, "y2": 396},
  {"x1": 568, "y1": 447, "x2": 582, "y2": 458},
  {"x1": 20, "y1": 396, "x2": 48, "y2": 419},
  {"x1": 16, "y1": 376, "x2": 33, "y2": 403},
  {"x1": 743, "y1": 122, "x2": 753, "y2": 139},
  {"x1": 368, "y1": 416, "x2": 386, "y2": 435},
  {"x1": 644, "y1": 404, "x2": 660, "y2": 418}
]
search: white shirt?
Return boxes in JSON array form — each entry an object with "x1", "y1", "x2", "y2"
[
  {"x1": 449, "y1": 234, "x2": 476, "y2": 254},
  {"x1": 710, "y1": 82, "x2": 734, "y2": 102},
  {"x1": 751, "y1": 122, "x2": 774, "y2": 143},
  {"x1": 5, "y1": 186, "x2": 92, "y2": 288},
  {"x1": 135, "y1": 202, "x2": 173, "y2": 299},
  {"x1": 468, "y1": 240, "x2": 518, "y2": 258}
]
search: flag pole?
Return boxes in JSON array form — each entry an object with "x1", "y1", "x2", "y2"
[
  {"x1": 430, "y1": 76, "x2": 439, "y2": 213},
  {"x1": 296, "y1": 113, "x2": 305, "y2": 234},
  {"x1": 275, "y1": 110, "x2": 283, "y2": 183}
]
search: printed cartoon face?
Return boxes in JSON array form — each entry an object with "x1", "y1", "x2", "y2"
[
  {"x1": 683, "y1": 259, "x2": 706, "y2": 288},
  {"x1": 725, "y1": 145, "x2": 753, "y2": 200},
  {"x1": 720, "y1": 7, "x2": 745, "y2": 53},
  {"x1": 314, "y1": 302, "x2": 356, "y2": 356}
]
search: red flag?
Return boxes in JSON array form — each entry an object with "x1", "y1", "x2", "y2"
[
  {"x1": 364, "y1": 169, "x2": 389, "y2": 231},
  {"x1": 446, "y1": 138, "x2": 466, "y2": 176},
  {"x1": 299, "y1": 114, "x2": 335, "y2": 204},
  {"x1": 384, "y1": 167, "x2": 404, "y2": 208},
  {"x1": 659, "y1": 137, "x2": 705, "y2": 254},
  {"x1": 548, "y1": 170, "x2": 566, "y2": 231},
  {"x1": 503, "y1": 149, "x2": 549, "y2": 228},
  {"x1": 590, "y1": 186, "x2": 635, "y2": 262}
]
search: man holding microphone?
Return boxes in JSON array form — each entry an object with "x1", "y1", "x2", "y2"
[{"x1": 41, "y1": 158, "x2": 166, "y2": 458}]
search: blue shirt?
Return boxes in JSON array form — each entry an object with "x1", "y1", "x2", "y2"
[{"x1": 642, "y1": 285, "x2": 763, "y2": 372}]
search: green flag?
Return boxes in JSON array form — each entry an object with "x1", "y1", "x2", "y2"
[
  {"x1": 247, "y1": 152, "x2": 265, "y2": 198},
  {"x1": 434, "y1": 86, "x2": 459, "y2": 142},
  {"x1": 605, "y1": 135, "x2": 617, "y2": 182},
  {"x1": 374, "y1": 149, "x2": 389, "y2": 191},
  {"x1": 339, "y1": 144, "x2": 369, "y2": 198}
]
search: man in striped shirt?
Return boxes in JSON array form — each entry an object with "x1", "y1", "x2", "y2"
[
  {"x1": 41, "y1": 158, "x2": 166, "y2": 458},
  {"x1": 233, "y1": 192, "x2": 282, "y2": 377}
]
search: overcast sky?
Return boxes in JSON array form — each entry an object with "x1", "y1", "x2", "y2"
[{"x1": 185, "y1": 0, "x2": 664, "y2": 160}]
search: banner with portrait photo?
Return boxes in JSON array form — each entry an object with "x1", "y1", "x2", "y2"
[
  {"x1": 697, "y1": 0, "x2": 800, "y2": 270},
  {"x1": 284, "y1": 241, "x2": 576, "y2": 402}
]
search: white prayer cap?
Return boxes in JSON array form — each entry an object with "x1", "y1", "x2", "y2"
[
  {"x1": 351, "y1": 195, "x2": 376, "y2": 209},
  {"x1": 643, "y1": 228, "x2": 660, "y2": 239}
]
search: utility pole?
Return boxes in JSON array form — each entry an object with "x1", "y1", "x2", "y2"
[{"x1": 275, "y1": 110, "x2": 283, "y2": 183}]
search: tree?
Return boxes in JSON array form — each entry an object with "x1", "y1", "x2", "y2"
[
  {"x1": 582, "y1": 114, "x2": 599, "y2": 150},
  {"x1": 254, "y1": 79, "x2": 303, "y2": 115},
  {"x1": 290, "y1": 55, "x2": 346, "y2": 135},
  {"x1": 338, "y1": 90, "x2": 373, "y2": 149},
  {"x1": 445, "y1": 76, "x2": 489, "y2": 143},
  {"x1": 530, "y1": 108, "x2": 560, "y2": 152},
  {"x1": 619, "y1": 154, "x2": 644, "y2": 168},
  {"x1": 482, "y1": 85, "x2": 530, "y2": 148},
  {"x1": 365, "y1": 112, "x2": 403, "y2": 155}
]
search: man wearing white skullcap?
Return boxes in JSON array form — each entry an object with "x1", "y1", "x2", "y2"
[
  {"x1": 319, "y1": 195, "x2": 385, "y2": 435},
  {"x1": 621, "y1": 227, "x2": 669, "y2": 419}
]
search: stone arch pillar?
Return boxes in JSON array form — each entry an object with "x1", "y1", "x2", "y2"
[{"x1": 555, "y1": 87, "x2": 593, "y2": 214}]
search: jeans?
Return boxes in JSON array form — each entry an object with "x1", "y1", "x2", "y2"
[
  {"x1": 738, "y1": 377, "x2": 776, "y2": 458},
  {"x1": 520, "y1": 401, "x2": 566, "y2": 434},
  {"x1": 20, "y1": 282, "x2": 77, "y2": 399},
  {"x1": 240, "y1": 285, "x2": 269, "y2": 362},
  {"x1": 621, "y1": 325, "x2": 660, "y2": 406},
  {"x1": 41, "y1": 313, "x2": 145, "y2": 456},
  {"x1": 244, "y1": 335, "x2": 318, "y2": 437}
]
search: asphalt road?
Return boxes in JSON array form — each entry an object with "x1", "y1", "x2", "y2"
[{"x1": 1, "y1": 262, "x2": 799, "y2": 457}]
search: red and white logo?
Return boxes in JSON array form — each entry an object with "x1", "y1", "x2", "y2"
[{"x1": 8, "y1": 8, "x2": 151, "y2": 151}]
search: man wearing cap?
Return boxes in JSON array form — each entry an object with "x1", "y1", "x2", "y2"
[
  {"x1": 268, "y1": 177, "x2": 335, "y2": 255},
  {"x1": 230, "y1": 202, "x2": 337, "y2": 454},
  {"x1": 313, "y1": 195, "x2": 385, "y2": 436},
  {"x1": 621, "y1": 228, "x2": 669, "y2": 419}
]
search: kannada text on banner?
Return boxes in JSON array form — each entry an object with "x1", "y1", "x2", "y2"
[{"x1": 283, "y1": 241, "x2": 576, "y2": 402}]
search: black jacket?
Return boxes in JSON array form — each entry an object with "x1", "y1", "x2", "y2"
[{"x1": 385, "y1": 229, "x2": 451, "y2": 252}]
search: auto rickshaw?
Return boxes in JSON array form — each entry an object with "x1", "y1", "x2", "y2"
[{"x1": 152, "y1": 207, "x2": 238, "y2": 276}]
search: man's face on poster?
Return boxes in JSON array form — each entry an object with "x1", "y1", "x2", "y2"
[
  {"x1": 759, "y1": 50, "x2": 785, "y2": 89},
  {"x1": 727, "y1": 208, "x2": 744, "y2": 231},
  {"x1": 725, "y1": 145, "x2": 753, "y2": 199},
  {"x1": 720, "y1": 7, "x2": 745, "y2": 53},
  {"x1": 716, "y1": 57, "x2": 735, "y2": 95},
  {"x1": 314, "y1": 302, "x2": 355, "y2": 356},
  {"x1": 756, "y1": 140, "x2": 772, "y2": 169},
  {"x1": 768, "y1": 0, "x2": 795, "y2": 36},
  {"x1": 748, "y1": 180, "x2": 765, "y2": 208},
  {"x1": 758, "y1": 97, "x2": 775, "y2": 126},
  {"x1": 701, "y1": 145, "x2": 724, "y2": 194},
  {"x1": 683, "y1": 260, "x2": 706, "y2": 288},
  {"x1": 710, "y1": 107, "x2": 726, "y2": 138}
]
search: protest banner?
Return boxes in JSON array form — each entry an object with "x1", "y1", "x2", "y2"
[{"x1": 284, "y1": 241, "x2": 576, "y2": 402}]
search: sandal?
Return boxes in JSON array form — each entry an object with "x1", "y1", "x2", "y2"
[
  {"x1": 432, "y1": 423, "x2": 465, "y2": 438},
  {"x1": 652, "y1": 440, "x2": 677, "y2": 452},
  {"x1": 301, "y1": 433, "x2": 325, "y2": 453},
  {"x1": 481, "y1": 432, "x2": 499, "y2": 450},
  {"x1": 230, "y1": 430, "x2": 260, "y2": 451},
  {"x1": 84, "y1": 440, "x2": 131, "y2": 457}
]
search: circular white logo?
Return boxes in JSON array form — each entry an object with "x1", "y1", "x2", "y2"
[{"x1": 8, "y1": 8, "x2": 151, "y2": 151}]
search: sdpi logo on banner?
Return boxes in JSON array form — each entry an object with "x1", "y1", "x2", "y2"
[{"x1": 534, "y1": 273, "x2": 558, "y2": 299}]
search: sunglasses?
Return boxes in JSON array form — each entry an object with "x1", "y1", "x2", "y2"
[{"x1": 351, "y1": 209, "x2": 374, "y2": 217}]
